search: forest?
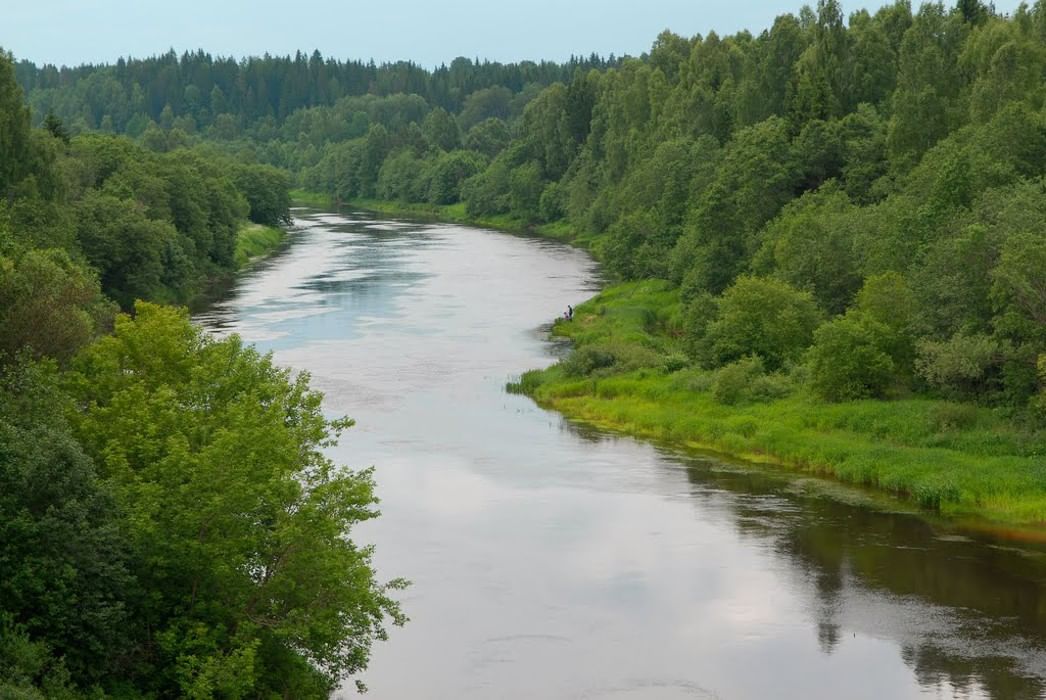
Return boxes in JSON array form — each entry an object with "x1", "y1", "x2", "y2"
[
  {"x1": 0, "y1": 51, "x2": 405, "y2": 698},
  {"x1": 18, "y1": 0, "x2": 1044, "y2": 421},
  {"x1": 5, "y1": 0, "x2": 1046, "y2": 693}
]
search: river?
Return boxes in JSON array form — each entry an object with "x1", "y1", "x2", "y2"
[{"x1": 196, "y1": 208, "x2": 1046, "y2": 700}]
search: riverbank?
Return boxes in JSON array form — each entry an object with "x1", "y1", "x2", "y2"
[
  {"x1": 289, "y1": 190, "x2": 602, "y2": 251},
  {"x1": 234, "y1": 222, "x2": 287, "y2": 269},
  {"x1": 289, "y1": 194, "x2": 1046, "y2": 529},
  {"x1": 512, "y1": 280, "x2": 1046, "y2": 529}
]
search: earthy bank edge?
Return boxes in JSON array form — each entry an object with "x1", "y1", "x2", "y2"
[{"x1": 293, "y1": 193, "x2": 1046, "y2": 532}]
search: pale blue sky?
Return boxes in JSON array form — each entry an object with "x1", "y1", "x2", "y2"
[{"x1": 4, "y1": 0, "x2": 1024, "y2": 68}]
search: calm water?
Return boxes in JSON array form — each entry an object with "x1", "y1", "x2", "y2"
[{"x1": 197, "y1": 208, "x2": 1046, "y2": 700}]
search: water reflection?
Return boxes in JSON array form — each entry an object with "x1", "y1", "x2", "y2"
[{"x1": 198, "y1": 208, "x2": 1046, "y2": 699}]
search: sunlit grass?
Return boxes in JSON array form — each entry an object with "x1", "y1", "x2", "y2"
[
  {"x1": 288, "y1": 188, "x2": 332, "y2": 207},
  {"x1": 518, "y1": 281, "x2": 1046, "y2": 526},
  {"x1": 234, "y1": 223, "x2": 286, "y2": 268}
]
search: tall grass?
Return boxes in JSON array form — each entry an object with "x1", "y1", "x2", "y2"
[
  {"x1": 234, "y1": 223, "x2": 286, "y2": 268},
  {"x1": 523, "y1": 281, "x2": 1046, "y2": 526}
]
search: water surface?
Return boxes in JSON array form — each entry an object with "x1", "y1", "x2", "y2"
[{"x1": 197, "y1": 208, "x2": 1046, "y2": 700}]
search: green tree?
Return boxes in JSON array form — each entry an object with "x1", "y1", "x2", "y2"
[
  {"x1": 0, "y1": 249, "x2": 114, "y2": 364},
  {"x1": 422, "y1": 107, "x2": 461, "y2": 152},
  {"x1": 809, "y1": 314, "x2": 896, "y2": 400},
  {"x1": 0, "y1": 360, "x2": 134, "y2": 686},
  {"x1": 0, "y1": 51, "x2": 32, "y2": 198},
  {"x1": 66, "y1": 303, "x2": 406, "y2": 696},
  {"x1": 700, "y1": 275, "x2": 823, "y2": 370}
]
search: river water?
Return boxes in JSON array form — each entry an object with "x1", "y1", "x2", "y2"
[{"x1": 196, "y1": 208, "x2": 1046, "y2": 700}]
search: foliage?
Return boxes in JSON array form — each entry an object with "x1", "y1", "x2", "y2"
[
  {"x1": 711, "y1": 356, "x2": 795, "y2": 405},
  {"x1": 916, "y1": 331, "x2": 1009, "y2": 398},
  {"x1": 0, "y1": 360, "x2": 134, "y2": 686},
  {"x1": 698, "y1": 276, "x2": 822, "y2": 371},
  {"x1": 0, "y1": 249, "x2": 114, "y2": 365},
  {"x1": 809, "y1": 314, "x2": 896, "y2": 401},
  {"x1": 64, "y1": 303, "x2": 406, "y2": 696}
]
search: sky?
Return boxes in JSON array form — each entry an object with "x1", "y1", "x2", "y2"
[{"x1": 3, "y1": 0, "x2": 1026, "y2": 69}]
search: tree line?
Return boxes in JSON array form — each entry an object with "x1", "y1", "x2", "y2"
[
  {"x1": 0, "y1": 49, "x2": 404, "y2": 698},
  {"x1": 109, "y1": 0, "x2": 1039, "y2": 417}
]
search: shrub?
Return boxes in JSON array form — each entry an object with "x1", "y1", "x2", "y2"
[
  {"x1": 928, "y1": 402, "x2": 979, "y2": 431},
  {"x1": 705, "y1": 276, "x2": 822, "y2": 370},
  {"x1": 915, "y1": 332, "x2": 1008, "y2": 398},
  {"x1": 560, "y1": 346, "x2": 617, "y2": 377},
  {"x1": 809, "y1": 315, "x2": 895, "y2": 401},
  {"x1": 661, "y1": 352, "x2": 691, "y2": 373},
  {"x1": 712, "y1": 356, "x2": 766, "y2": 405},
  {"x1": 670, "y1": 368, "x2": 715, "y2": 393},
  {"x1": 748, "y1": 372, "x2": 795, "y2": 402}
]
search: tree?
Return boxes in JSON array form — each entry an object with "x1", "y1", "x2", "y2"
[
  {"x1": 66, "y1": 303, "x2": 406, "y2": 696},
  {"x1": 753, "y1": 186, "x2": 861, "y2": 314},
  {"x1": 421, "y1": 107, "x2": 460, "y2": 152},
  {"x1": 0, "y1": 360, "x2": 134, "y2": 685},
  {"x1": 464, "y1": 117, "x2": 511, "y2": 158},
  {"x1": 0, "y1": 51, "x2": 32, "y2": 198},
  {"x1": 0, "y1": 249, "x2": 114, "y2": 364},
  {"x1": 700, "y1": 275, "x2": 823, "y2": 370},
  {"x1": 232, "y1": 163, "x2": 292, "y2": 226},
  {"x1": 809, "y1": 314, "x2": 896, "y2": 400}
]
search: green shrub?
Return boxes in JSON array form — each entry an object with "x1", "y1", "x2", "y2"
[
  {"x1": 560, "y1": 346, "x2": 617, "y2": 377},
  {"x1": 928, "y1": 402, "x2": 979, "y2": 431},
  {"x1": 1032, "y1": 354, "x2": 1046, "y2": 419},
  {"x1": 661, "y1": 352, "x2": 691, "y2": 373},
  {"x1": 809, "y1": 315, "x2": 895, "y2": 401},
  {"x1": 915, "y1": 332, "x2": 1008, "y2": 398},
  {"x1": 670, "y1": 368, "x2": 715, "y2": 393},
  {"x1": 748, "y1": 372, "x2": 795, "y2": 402},
  {"x1": 705, "y1": 276, "x2": 822, "y2": 370},
  {"x1": 712, "y1": 356, "x2": 766, "y2": 405}
]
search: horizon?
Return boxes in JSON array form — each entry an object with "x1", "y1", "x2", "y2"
[{"x1": 5, "y1": 0, "x2": 1024, "y2": 71}]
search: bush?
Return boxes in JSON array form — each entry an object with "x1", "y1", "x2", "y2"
[
  {"x1": 560, "y1": 346, "x2": 617, "y2": 377},
  {"x1": 915, "y1": 332, "x2": 1008, "y2": 398},
  {"x1": 670, "y1": 368, "x2": 715, "y2": 393},
  {"x1": 712, "y1": 356, "x2": 766, "y2": 405},
  {"x1": 1034, "y1": 354, "x2": 1046, "y2": 419},
  {"x1": 705, "y1": 276, "x2": 822, "y2": 370},
  {"x1": 928, "y1": 402, "x2": 979, "y2": 431},
  {"x1": 661, "y1": 352, "x2": 691, "y2": 373},
  {"x1": 809, "y1": 315, "x2": 895, "y2": 401}
]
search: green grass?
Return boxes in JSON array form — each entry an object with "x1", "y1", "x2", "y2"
[
  {"x1": 291, "y1": 193, "x2": 606, "y2": 252},
  {"x1": 288, "y1": 188, "x2": 332, "y2": 207},
  {"x1": 518, "y1": 281, "x2": 1046, "y2": 528},
  {"x1": 234, "y1": 223, "x2": 286, "y2": 268}
]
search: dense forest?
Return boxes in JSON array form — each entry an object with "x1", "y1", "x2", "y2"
[
  {"x1": 19, "y1": 0, "x2": 1045, "y2": 419},
  {"x1": 0, "y1": 51, "x2": 405, "y2": 698}
]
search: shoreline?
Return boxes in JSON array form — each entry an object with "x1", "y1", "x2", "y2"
[{"x1": 290, "y1": 194, "x2": 1046, "y2": 532}]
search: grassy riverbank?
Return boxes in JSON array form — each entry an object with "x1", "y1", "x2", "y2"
[
  {"x1": 287, "y1": 193, "x2": 1046, "y2": 528},
  {"x1": 513, "y1": 280, "x2": 1046, "y2": 528},
  {"x1": 234, "y1": 222, "x2": 287, "y2": 268}
]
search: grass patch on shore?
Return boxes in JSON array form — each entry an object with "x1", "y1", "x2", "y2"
[
  {"x1": 516, "y1": 281, "x2": 1046, "y2": 527},
  {"x1": 234, "y1": 222, "x2": 286, "y2": 268},
  {"x1": 290, "y1": 194, "x2": 602, "y2": 251},
  {"x1": 289, "y1": 188, "x2": 332, "y2": 207}
]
